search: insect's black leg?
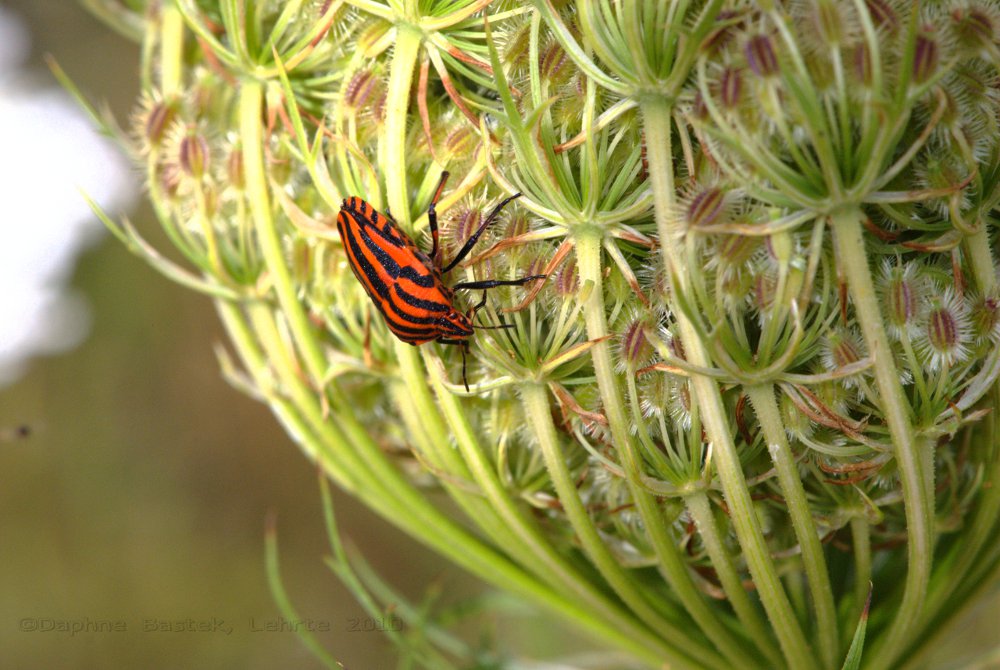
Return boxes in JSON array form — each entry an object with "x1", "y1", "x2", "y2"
[
  {"x1": 468, "y1": 290, "x2": 517, "y2": 331},
  {"x1": 462, "y1": 342, "x2": 469, "y2": 392},
  {"x1": 441, "y1": 192, "x2": 522, "y2": 273},
  {"x1": 428, "y1": 171, "x2": 450, "y2": 265},
  {"x1": 437, "y1": 336, "x2": 471, "y2": 391},
  {"x1": 452, "y1": 275, "x2": 547, "y2": 291},
  {"x1": 471, "y1": 290, "x2": 488, "y2": 317}
]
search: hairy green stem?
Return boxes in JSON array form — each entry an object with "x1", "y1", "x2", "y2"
[
  {"x1": 380, "y1": 24, "x2": 422, "y2": 230},
  {"x1": 684, "y1": 491, "x2": 783, "y2": 668},
  {"x1": 830, "y1": 207, "x2": 932, "y2": 670},
  {"x1": 158, "y1": 3, "x2": 184, "y2": 96},
  {"x1": 521, "y1": 382, "x2": 722, "y2": 667},
  {"x1": 966, "y1": 227, "x2": 997, "y2": 293},
  {"x1": 215, "y1": 302, "x2": 668, "y2": 665},
  {"x1": 640, "y1": 97, "x2": 816, "y2": 670},
  {"x1": 850, "y1": 517, "x2": 872, "y2": 623},
  {"x1": 747, "y1": 384, "x2": 838, "y2": 669},
  {"x1": 575, "y1": 229, "x2": 752, "y2": 670},
  {"x1": 239, "y1": 80, "x2": 326, "y2": 384},
  {"x1": 425, "y1": 354, "x2": 691, "y2": 667},
  {"x1": 388, "y1": 356, "x2": 545, "y2": 582},
  {"x1": 916, "y1": 389, "x2": 1000, "y2": 647}
]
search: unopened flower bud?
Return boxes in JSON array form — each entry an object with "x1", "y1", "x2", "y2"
[
  {"x1": 226, "y1": 147, "x2": 244, "y2": 191},
  {"x1": 444, "y1": 126, "x2": 477, "y2": 162},
  {"x1": 144, "y1": 100, "x2": 176, "y2": 148},
  {"x1": 918, "y1": 287, "x2": 972, "y2": 370},
  {"x1": 852, "y1": 43, "x2": 873, "y2": 87},
  {"x1": 745, "y1": 34, "x2": 779, "y2": 78},
  {"x1": 686, "y1": 187, "x2": 728, "y2": 228},
  {"x1": 540, "y1": 42, "x2": 571, "y2": 85},
  {"x1": 449, "y1": 208, "x2": 482, "y2": 252},
  {"x1": 913, "y1": 29, "x2": 940, "y2": 85},
  {"x1": 619, "y1": 319, "x2": 654, "y2": 370},
  {"x1": 823, "y1": 328, "x2": 866, "y2": 371},
  {"x1": 719, "y1": 67, "x2": 743, "y2": 109},
  {"x1": 865, "y1": 0, "x2": 899, "y2": 31},
  {"x1": 179, "y1": 130, "x2": 210, "y2": 179},
  {"x1": 880, "y1": 261, "x2": 923, "y2": 339},
  {"x1": 344, "y1": 69, "x2": 379, "y2": 110},
  {"x1": 555, "y1": 261, "x2": 578, "y2": 296},
  {"x1": 971, "y1": 290, "x2": 1000, "y2": 343},
  {"x1": 952, "y1": 6, "x2": 997, "y2": 53}
]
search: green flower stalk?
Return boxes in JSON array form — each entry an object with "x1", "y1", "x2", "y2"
[{"x1": 82, "y1": 0, "x2": 1000, "y2": 667}]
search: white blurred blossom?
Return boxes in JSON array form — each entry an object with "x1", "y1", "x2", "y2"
[{"x1": 0, "y1": 6, "x2": 136, "y2": 387}]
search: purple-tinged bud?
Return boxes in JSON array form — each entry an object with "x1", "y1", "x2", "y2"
[
  {"x1": 703, "y1": 10, "x2": 745, "y2": 54},
  {"x1": 852, "y1": 43, "x2": 873, "y2": 87},
  {"x1": 555, "y1": 261, "x2": 578, "y2": 296},
  {"x1": 918, "y1": 286, "x2": 972, "y2": 370},
  {"x1": 814, "y1": 0, "x2": 845, "y2": 45},
  {"x1": 144, "y1": 100, "x2": 177, "y2": 148},
  {"x1": 157, "y1": 161, "x2": 181, "y2": 199},
  {"x1": 372, "y1": 91, "x2": 387, "y2": 124},
  {"x1": 718, "y1": 67, "x2": 743, "y2": 109},
  {"x1": 444, "y1": 126, "x2": 477, "y2": 162},
  {"x1": 619, "y1": 319, "x2": 654, "y2": 370},
  {"x1": 179, "y1": 130, "x2": 210, "y2": 179},
  {"x1": 522, "y1": 255, "x2": 546, "y2": 282},
  {"x1": 879, "y1": 260, "x2": 924, "y2": 339},
  {"x1": 540, "y1": 42, "x2": 571, "y2": 85},
  {"x1": 357, "y1": 19, "x2": 392, "y2": 57},
  {"x1": 447, "y1": 208, "x2": 482, "y2": 258},
  {"x1": 865, "y1": 0, "x2": 899, "y2": 33},
  {"x1": 971, "y1": 290, "x2": 1000, "y2": 343},
  {"x1": 667, "y1": 378, "x2": 693, "y2": 431},
  {"x1": 345, "y1": 69, "x2": 379, "y2": 109},
  {"x1": 669, "y1": 332, "x2": 686, "y2": 360},
  {"x1": 745, "y1": 34, "x2": 779, "y2": 77},
  {"x1": 640, "y1": 132, "x2": 649, "y2": 182},
  {"x1": 913, "y1": 29, "x2": 940, "y2": 85},
  {"x1": 823, "y1": 329, "x2": 866, "y2": 371},
  {"x1": 227, "y1": 147, "x2": 244, "y2": 191},
  {"x1": 691, "y1": 91, "x2": 709, "y2": 121},
  {"x1": 865, "y1": 0, "x2": 898, "y2": 32},
  {"x1": 952, "y1": 6, "x2": 997, "y2": 52},
  {"x1": 505, "y1": 211, "x2": 530, "y2": 239},
  {"x1": 686, "y1": 187, "x2": 728, "y2": 228},
  {"x1": 504, "y1": 23, "x2": 532, "y2": 68},
  {"x1": 752, "y1": 271, "x2": 777, "y2": 315},
  {"x1": 716, "y1": 234, "x2": 758, "y2": 269}
]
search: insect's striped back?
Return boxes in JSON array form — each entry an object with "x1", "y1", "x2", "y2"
[{"x1": 337, "y1": 198, "x2": 470, "y2": 344}]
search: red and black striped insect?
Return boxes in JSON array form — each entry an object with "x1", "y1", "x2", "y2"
[{"x1": 336, "y1": 171, "x2": 545, "y2": 390}]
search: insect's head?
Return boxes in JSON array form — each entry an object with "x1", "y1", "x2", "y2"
[{"x1": 438, "y1": 308, "x2": 474, "y2": 338}]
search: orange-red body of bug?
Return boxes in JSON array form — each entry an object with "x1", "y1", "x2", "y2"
[
  {"x1": 337, "y1": 194, "x2": 468, "y2": 344},
  {"x1": 336, "y1": 172, "x2": 544, "y2": 388}
]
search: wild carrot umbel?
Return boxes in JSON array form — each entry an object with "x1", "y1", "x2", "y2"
[{"x1": 85, "y1": 1, "x2": 1000, "y2": 667}]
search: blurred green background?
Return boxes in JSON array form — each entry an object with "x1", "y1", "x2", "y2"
[
  {"x1": 0, "y1": 2, "x2": 462, "y2": 668},
  {"x1": 2, "y1": 2, "x2": 999, "y2": 669}
]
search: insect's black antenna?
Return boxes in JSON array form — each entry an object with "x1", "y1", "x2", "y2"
[
  {"x1": 473, "y1": 323, "x2": 517, "y2": 330},
  {"x1": 428, "y1": 171, "x2": 450, "y2": 265},
  {"x1": 453, "y1": 275, "x2": 546, "y2": 291},
  {"x1": 442, "y1": 192, "x2": 522, "y2": 273}
]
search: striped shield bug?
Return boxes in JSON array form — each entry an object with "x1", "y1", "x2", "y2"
[{"x1": 336, "y1": 171, "x2": 545, "y2": 390}]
